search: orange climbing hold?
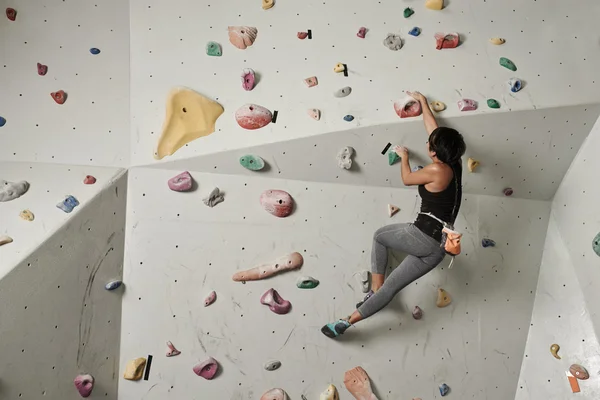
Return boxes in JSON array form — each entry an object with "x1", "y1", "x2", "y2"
[{"x1": 51, "y1": 90, "x2": 67, "y2": 105}]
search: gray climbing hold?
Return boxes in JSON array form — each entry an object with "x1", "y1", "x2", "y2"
[
  {"x1": 264, "y1": 360, "x2": 282, "y2": 371},
  {"x1": 334, "y1": 86, "x2": 352, "y2": 98},
  {"x1": 239, "y1": 154, "x2": 265, "y2": 171},
  {"x1": 203, "y1": 187, "x2": 224, "y2": 207},
  {"x1": 56, "y1": 195, "x2": 79, "y2": 213},
  {"x1": 592, "y1": 232, "x2": 600, "y2": 257},
  {"x1": 105, "y1": 280, "x2": 123, "y2": 291},
  {"x1": 482, "y1": 238, "x2": 496, "y2": 248},
  {"x1": 337, "y1": 146, "x2": 354, "y2": 169},
  {"x1": 356, "y1": 270, "x2": 371, "y2": 293},
  {"x1": 0, "y1": 180, "x2": 29, "y2": 202},
  {"x1": 383, "y1": 33, "x2": 403, "y2": 50}
]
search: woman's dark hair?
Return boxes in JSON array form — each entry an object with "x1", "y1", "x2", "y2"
[{"x1": 428, "y1": 127, "x2": 466, "y2": 164}]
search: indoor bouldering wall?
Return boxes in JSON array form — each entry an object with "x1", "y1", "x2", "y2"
[{"x1": 120, "y1": 167, "x2": 549, "y2": 399}]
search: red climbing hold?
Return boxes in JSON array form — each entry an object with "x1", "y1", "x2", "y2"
[
  {"x1": 435, "y1": 32, "x2": 459, "y2": 50},
  {"x1": 503, "y1": 187, "x2": 513, "y2": 196},
  {"x1": 357, "y1": 27, "x2": 367, "y2": 38},
  {"x1": 51, "y1": 90, "x2": 67, "y2": 105},
  {"x1": 297, "y1": 32, "x2": 308, "y2": 39},
  {"x1": 83, "y1": 175, "x2": 96, "y2": 185},
  {"x1": 6, "y1": 8, "x2": 16, "y2": 21},
  {"x1": 394, "y1": 97, "x2": 423, "y2": 118},
  {"x1": 235, "y1": 104, "x2": 272, "y2": 130},
  {"x1": 37, "y1": 63, "x2": 48, "y2": 76}
]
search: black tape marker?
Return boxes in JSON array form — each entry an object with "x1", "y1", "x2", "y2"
[
  {"x1": 144, "y1": 355, "x2": 153, "y2": 381},
  {"x1": 381, "y1": 142, "x2": 392, "y2": 155},
  {"x1": 272, "y1": 110, "x2": 278, "y2": 124}
]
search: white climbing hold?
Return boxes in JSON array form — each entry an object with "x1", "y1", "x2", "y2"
[
  {"x1": 388, "y1": 204, "x2": 399, "y2": 217},
  {"x1": 264, "y1": 360, "x2": 282, "y2": 371},
  {"x1": 355, "y1": 270, "x2": 371, "y2": 293},
  {"x1": 203, "y1": 187, "x2": 224, "y2": 207},
  {"x1": 337, "y1": 146, "x2": 354, "y2": 169},
  {"x1": 308, "y1": 108, "x2": 321, "y2": 120},
  {"x1": 0, "y1": 180, "x2": 29, "y2": 202}
]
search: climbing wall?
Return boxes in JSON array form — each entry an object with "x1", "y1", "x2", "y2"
[
  {"x1": 120, "y1": 167, "x2": 550, "y2": 399},
  {"x1": 0, "y1": 173, "x2": 127, "y2": 399},
  {"x1": 0, "y1": 0, "x2": 130, "y2": 166}
]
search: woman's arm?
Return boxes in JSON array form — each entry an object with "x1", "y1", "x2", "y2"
[
  {"x1": 407, "y1": 91, "x2": 438, "y2": 136},
  {"x1": 393, "y1": 146, "x2": 438, "y2": 186}
]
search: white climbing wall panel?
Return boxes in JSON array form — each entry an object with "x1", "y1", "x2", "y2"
[
  {"x1": 155, "y1": 104, "x2": 600, "y2": 201},
  {"x1": 120, "y1": 167, "x2": 549, "y2": 399},
  {"x1": 0, "y1": 173, "x2": 127, "y2": 399},
  {"x1": 0, "y1": 0, "x2": 130, "y2": 167},
  {"x1": 129, "y1": 0, "x2": 600, "y2": 166},
  {"x1": 515, "y1": 217, "x2": 600, "y2": 400}
]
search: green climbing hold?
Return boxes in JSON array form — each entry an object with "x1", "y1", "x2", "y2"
[
  {"x1": 593, "y1": 232, "x2": 600, "y2": 257},
  {"x1": 206, "y1": 41, "x2": 222, "y2": 57},
  {"x1": 239, "y1": 154, "x2": 265, "y2": 171},
  {"x1": 487, "y1": 99, "x2": 500, "y2": 109},
  {"x1": 296, "y1": 276, "x2": 320, "y2": 289},
  {"x1": 388, "y1": 151, "x2": 401, "y2": 166},
  {"x1": 499, "y1": 57, "x2": 517, "y2": 71},
  {"x1": 404, "y1": 7, "x2": 414, "y2": 18}
]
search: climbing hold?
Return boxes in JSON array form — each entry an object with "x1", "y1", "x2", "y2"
[
  {"x1": 166, "y1": 341, "x2": 181, "y2": 357},
  {"x1": 262, "y1": 0, "x2": 274, "y2": 10},
  {"x1": 19, "y1": 209, "x2": 34, "y2": 221},
  {"x1": 343, "y1": 115, "x2": 355, "y2": 122},
  {"x1": 56, "y1": 195, "x2": 80, "y2": 213},
  {"x1": 204, "y1": 291, "x2": 217, "y2": 306},
  {"x1": 6, "y1": 8, "x2": 16, "y2": 21},
  {"x1": 409, "y1": 27, "x2": 421, "y2": 37},
  {"x1": 436, "y1": 288, "x2": 451, "y2": 307},
  {"x1": 487, "y1": 99, "x2": 500, "y2": 109},
  {"x1": 489, "y1": 37, "x2": 505, "y2": 45},
  {"x1": 439, "y1": 383, "x2": 450, "y2": 396},
  {"x1": 241, "y1": 68, "x2": 256, "y2": 91},
  {"x1": 508, "y1": 78, "x2": 522, "y2": 93},
  {"x1": 550, "y1": 344, "x2": 561, "y2": 359},
  {"x1": 206, "y1": 41, "x2": 222, "y2": 56},
  {"x1": 260, "y1": 189, "x2": 294, "y2": 217},
  {"x1": 458, "y1": 99, "x2": 477, "y2": 111},
  {"x1": 0, "y1": 236, "x2": 14, "y2": 247},
  {"x1": 388, "y1": 150, "x2": 401, "y2": 166},
  {"x1": 297, "y1": 32, "x2": 308, "y2": 39},
  {"x1": 320, "y1": 384, "x2": 339, "y2": 400},
  {"x1": 74, "y1": 374, "x2": 94, "y2": 398},
  {"x1": 395, "y1": 96, "x2": 423, "y2": 118},
  {"x1": 228, "y1": 26, "x2": 258, "y2": 49},
  {"x1": 104, "y1": 280, "x2": 122, "y2": 290},
  {"x1": 232, "y1": 252, "x2": 303, "y2": 282},
  {"x1": 388, "y1": 204, "x2": 399, "y2": 217},
  {"x1": 337, "y1": 146, "x2": 355, "y2": 169},
  {"x1": 260, "y1": 288, "x2": 292, "y2": 314},
  {"x1": 260, "y1": 388, "x2": 289, "y2": 400},
  {"x1": 202, "y1": 187, "x2": 224, "y2": 207},
  {"x1": 412, "y1": 306, "x2": 423, "y2": 320},
  {"x1": 344, "y1": 367, "x2": 376, "y2": 400},
  {"x1": 235, "y1": 104, "x2": 272, "y2": 130},
  {"x1": 89, "y1": 48, "x2": 101, "y2": 55},
  {"x1": 503, "y1": 187, "x2": 513, "y2": 196},
  {"x1": 193, "y1": 357, "x2": 219, "y2": 380},
  {"x1": 333, "y1": 63, "x2": 346, "y2": 73},
  {"x1": 0, "y1": 180, "x2": 29, "y2": 202},
  {"x1": 404, "y1": 7, "x2": 414, "y2": 18},
  {"x1": 357, "y1": 270, "x2": 371, "y2": 293},
  {"x1": 435, "y1": 32, "x2": 459, "y2": 49},
  {"x1": 123, "y1": 358, "x2": 147, "y2": 381},
  {"x1": 357, "y1": 27, "x2": 367, "y2": 38},
  {"x1": 334, "y1": 87, "x2": 352, "y2": 98},
  {"x1": 83, "y1": 175, "x2": 97, "y2": 185},
  {"x1": 499, "y1": 57, "x2": 517, "y2": 71},
  {"x1": 304, "y1": 76, "x2": 318, "y2": 87},
  {"x1": 467, "y1": 158, "x2": 479, "y2": 172},
  {"x1": 264, "y1": 360, "x2": 282, "y2": 371},
  {"x1": 0, "y1": 117, "x2": 5, "y2": 127},
  {"x1": 296, "y1": 276, "x2": 319, "y2": 289},
  {"x1": 569, "y1": 364, "x2": 589, "y2": 380},
  {"x1": 37, "y1": 63, "x2": 48, "y2": 76},
  {"x1": 593, "y1": 232, "x2": 600, "y2": 257},
  {"x1": 383, "y1": 33, "x2": 403, "y2": 51},
  {"x1": 412, "y1": 165, "x2": 424, "y2": 172},
  {"x1": 425, "y1": 0, "x2": 443, "y2": 10},
  {"x1": 51, "y1": 90, "x2": 67, "y2": 105},
  {"x1": 308, "y1": 108, "x2": 321, "y2": 121},
  {"x1": 167, "y1": 171, "x2": 193, "y2": 192},
  {"x1": 430, "y1": 101, "x2": 446, "y2": 112},
  {"x1": 240, "y1": 155, "x2": 265, "y2": 171},
  {"x1": 481, "y1": 238, "x2": 496, "y2": 248}
]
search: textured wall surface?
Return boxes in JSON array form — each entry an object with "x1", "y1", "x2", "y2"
[
  {"x1": 120, "y1": 167, "x2": 549, "y2": 399},
  {"x1": 0, "y1": 0, "x2": 130, "y2": 166},
  {"x1": 0, "y1": 173, "x2": 127, "y2": 399}
]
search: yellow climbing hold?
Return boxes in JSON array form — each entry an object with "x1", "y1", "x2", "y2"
[
  {"x1": 425, "y1": 0, "x2": 443, "y2": 10},
  {"x1": 430, "y1": 101, "x2": 446, "y2": 112},
  {"x1": 468, "y1": 158, "x2": 480, "y2": 172},
  {"x1": 123, "y1": 358, "x2": 147, "y2": 381},
  {"x1": 550, "y1": 344, "x2": 561, "y2": 359},
  {"x1": 436, "y1": 288, "x2": 452, "y2": 307},
  {"x1": 489, "y1": 37, "x2": 506, "y2": 45},
  {"x1": 155, "y1": 88, "x2": 224, "y2": 160},
  {"x1": 320, "y1": 384, "x2": 340, "y2": 400},
  {"x1": 262, "y1": 0, "x2": 274, "y2": 10},
  {"x1": 19, "y1": 209, "x2": 35, "y2": 221}
]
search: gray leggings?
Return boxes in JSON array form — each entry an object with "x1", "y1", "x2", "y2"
[{"x1": 357, "y1": 223, "x2": 445, "y2": 319}]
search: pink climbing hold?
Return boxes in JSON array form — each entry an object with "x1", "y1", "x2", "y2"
[
  {"x1": 297, "y1": 31, "x2": 308, "y2": 39},
  {"x1": 74, "y1": 374, "x2": 94, "y2": 398},
  {"x1": 435, "y1": 32, "x2": 460, "y2": 50},
  {"x1": 394, "y1": 97, "x2": 423, "y2": 118},
  {"x1": 193, "y1": 357, "x2": 219, "y2": 380},
  {"x1": 357, "y1": 27, "x2": 367, "y2": 38},
  {"x1": 503, "y1": 187, "x2": 513, "y2": 196},
  {"x1": 228, "y1": 26, "x2": 258, "y2": 49},
  {"x1": 37, "y1": 63, "x2": 48, "y2": 76},
  {"x1": 168, "y1": 171, "x2": 193, "y2": 192},
  {"x1": 260, "y1": 288, "x2": 292, "y2": 314},
  {"x1": 6, "y1": 8, "x2": 16, "y2": 21},
  {"x1": 241, "y1": 68, "x2": 256, "y2": 91},
  {"x1": 83, "y1": 175, "x2": 96, "y2": 185},
  {"x1": 235, "y1": 104, "x2": 272, "y2": 130},
  {"x1": 204, "y1": 291, "x2": 217, "y2": 307},
  {"x1": 304, "y1": 76, "x2": 318, "y2": 87},
  {"x1": 458, "y1": 99, "x2": 477, "y2": 111},
  {"x1": 166, "y1": 341, "x2": 181, "y2": 357},
  {"x1": 260, "y1": 189, "x2": 294, "y2": 217},
  {"x1": 51, "y1": 90, "x2": 67, "y2": 105}
]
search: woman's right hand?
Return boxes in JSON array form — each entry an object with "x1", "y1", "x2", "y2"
[{"x1": 407, "y1": 91, "x2": 426, "y2": 104}]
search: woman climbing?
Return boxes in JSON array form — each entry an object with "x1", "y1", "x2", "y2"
[{"x1": 321, "y1": 91, "x2": 466, "y2": 338}]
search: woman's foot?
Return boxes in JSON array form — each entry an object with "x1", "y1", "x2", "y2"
[
  {"x1": 321, "y1": 319, "x2": 351, "y2": 338},
  {"x1": 356, "y1": 290, "x2": 374, "y2": 308}
]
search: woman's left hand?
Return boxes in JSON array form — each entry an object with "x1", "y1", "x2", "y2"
[{"x1": 393, "y1": 145, "x2": 409, "y2": 158}]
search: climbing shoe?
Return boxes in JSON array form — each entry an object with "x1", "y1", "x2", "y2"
[{"x1": 321, "y1": 319, "x2": 351, "y2": 338}]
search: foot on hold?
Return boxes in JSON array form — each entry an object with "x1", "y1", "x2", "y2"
[
  {"x1": 436, "y1": 288, "x2": 451, "y2": 307},
  {"x1": 296, "y1": 276, "x2": 319, "y2": 289},
  {"x1": 569, "y1": 364, "x2": 589, "y2": 380},
  {"x1": 439, "y1": 383, "x2": 450, "y2": 396},
  {"x1": 0, "y1": 180, "x2": 29, "y2": 202},
  {"x1": 193, "y1": 357, "x2": 219, "y2": 379},
  {"x1": 435, "y1": 32, "x2": 459, "y2": 49},
  {"x1": 344, "y1": 366, "x2": 378, "y2": 400},
  {"x1": 0, "y1": 235, "x2": 14, "y2": 247},
  {"x1": 168, "y1": 171, "x2": 193, "y2": 192},
  {"x1": 203, "y1": 187, "x2": 224, "y2": 207},
  {"x1": 104, "y1": 280, "x2": 122, "y2": 290},
  {"x1": 235, "y1": 104, "x2": 272, "y2": 129},
  {"x1": 508, "y1": 78, "x2": 522, "y2": 93},
  {"x1": 260, "y1": 189, "x2": 294, "y2": 217},
  {"x1": 228, "y1": 26, "x2": 258, "y2": 49},
  {"x1": 334, "y1": 86, "x2": 352, "y2": 97},
  {"x1": 232, "y1": 252, "x2": 303, "y2": 281},
  {"x1": 458, "y1": 99, "x2": 477, "y2": 111},
  {"x1": 308, "y1": 108, "x2": 321, "y2": 120},
  {"x1": 6, "y1": 8, "x2": 16, "y2": 21},
  {"x1": 304, "y1": 76, "x2": 318, "y2": 87},
  {"x1": 356, "y1": 290, "x2": 374, "y2": 308},
  {"x1": 51, "y1": 90, "x2": 67, "y2": 104},
  {"x1": 123, "y1": 358, "x2": 147, "y2": 380},
  {"x1": 357, "y1": 27, "x2": 367, "y2": 38},
  {"x1": 481, "y1": 238, "x2": 496, "y2": 248},
  {"x1": 241, "y1": 68, "x2": 256, "y2": 91},
  {"x1": 383, "y1": 33, "x2": 403, "y2": 51},
  {"x1": 74, "y1": 374, "x2": 94, "y2": 398},
  {"x1": 320, "y1": 384, "x2": 340, "y2": 400},
  {"x1": 467, "y1": 158, "x2": 479, "y2": 172},
  {"x1": 388, "y1": 150, "x2": 401, "y2": 165},
  {"x1": 430, "y1": 101, "x2": 446, "y2": 112},
  {"x1": 489, "y1": 37, "x2": 505, "y2": 45},
  {"x1": 412, "y1": 306, "x2": 423, "y2": 320},
  {"x1": 408, "y1": 27, "x2": 421, "y2": 37},
  {"x1": 388, "y1": 204, "x2": 399, "y2": 217},
  {"x1": 20, "y1": 209, "x2": 34, "y2": 221},
  {"x1": 425, "y1": 0, "x2": 443, "y2": 10},
  {"x1": 239, "y1": 154, "x2": 265, "y2": 171},
  {"x1": 264, "y1": 360, "x2": 282, "y2": 371},
  {"x1": 206, "y1": 41, "x2": 222, "y2": 56},
  {"x1": 57, "y1": 195, "x2": 80, "y2": 213},
  {"x1": 321, "y1": 319, "x2": 351, "y2": 338},
  {"x1": 204, "y1": 291, "x2": 217, "y2": 306},
  {"x1": 403, "y1": 7, "x2": 414, "y2": 18},
  {"x1": 550, "y1": 343, "x2": 561, "y2": 359},
  {"x1": 166, "y1": 341, "x2": 181, "y2": 357},
  {"x1": 499, "y1": 57, "x2": 517, "y2": 71},
  {"x1": 394, "y1": 96, "x2": 422, "y2": 118},
  {"x1": 37, "y1": 62, "x2": 48, "y2": 76},
  {"x1": 260, "y1": 288, "x2": 292, "y2": 314},
  {"x1": 337, "y1": 146, "x2": 355, "y2": 169},
  {"x1": 487, "y1": 99, "x2": 500, "y2": 109},
  {"x1": 260, "y1": 388, "x2": 289, "y2": 400}
]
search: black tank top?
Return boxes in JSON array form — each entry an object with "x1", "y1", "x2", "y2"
[{"x1": 413, "y1": 162, "x2": 462, "y2": 242}]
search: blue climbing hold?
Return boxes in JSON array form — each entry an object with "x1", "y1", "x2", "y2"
[
  {"x1": 0, "y1": 117, "x2": 6, "y2": 127},
  {"x1": 412, "y1": 165, "x2": 423, "y2": 172},
  {"x1": 509, "y1": 78, "x2": 522, "y2": 93},
  {"x1": 409, "y1": 27, "x2": 421, "y2": 37},
  {"x1": 343, "y1": 115, "x2": 354, "y2": 122},
  {"x1": 90, "y1": 48, "x2": 101, "y2": 55},
  {"x1": 56, "y1": 195, "x2": 80, "y2": 213},
  {"x1": 105, "y1": 280, "x2": 123, "y2": 291},
  {"x1": 482, "y1": 238, "x2": 496, "y2": 248},
  {"x1": 439, "y1": 383, "x2": 450, "y2": 396}
]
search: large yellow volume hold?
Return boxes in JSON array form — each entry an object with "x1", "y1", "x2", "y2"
[
  {"x1": 123, "y1": 358, "x2": 146, "y2": 381},
  {"x1": 425, "y1": 0, "x2": 443, "y2": 10}
]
